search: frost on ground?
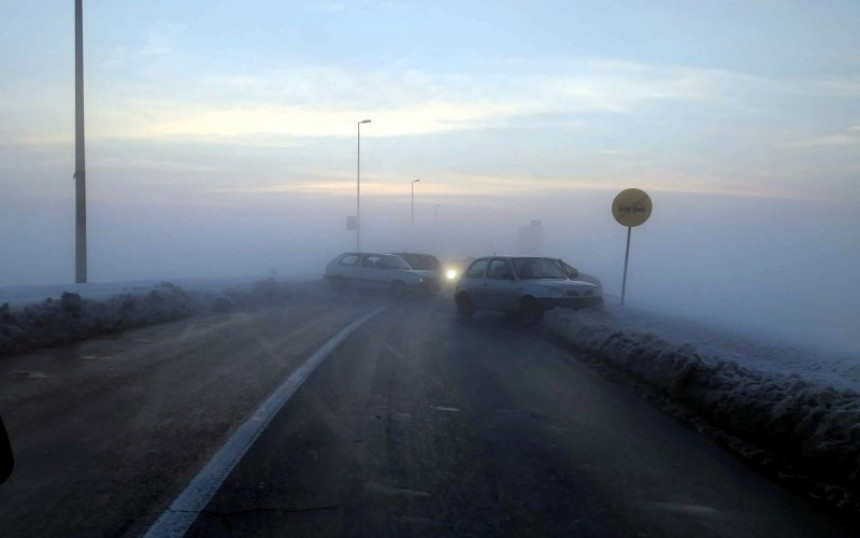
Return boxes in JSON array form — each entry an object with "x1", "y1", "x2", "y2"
[
  {"x1": 544, "y1": 305, "x2": 860, "y2": 513},
  {"x1": 0, "y1": 278, "x2": 315, "y2": 358}
]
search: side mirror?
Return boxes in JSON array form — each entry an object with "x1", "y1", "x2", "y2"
[
  {"x1": 568, "y1": 268, "x2": 580, "y2": 279},
  {"x1": 0, "y1": 414, "x2": 13, "y2": 485}
]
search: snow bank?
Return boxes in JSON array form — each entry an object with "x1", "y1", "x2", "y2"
[
  {"x1": 0, "y1": 278, "x2": 308, "y2": 358},
  {"x1": 544, "y1": 307, "x2": 860, "y2": 513}
]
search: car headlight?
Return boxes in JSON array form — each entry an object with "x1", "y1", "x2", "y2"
[
  {"x1": 445, "y1": 269, "x2": 458, "y2": 281},
  {"x1": 549, "y1": 288, "x2": 564, "y2": 299},
  {"x1": 418, "y1": 277, "x2": 424, "y2": 283}
]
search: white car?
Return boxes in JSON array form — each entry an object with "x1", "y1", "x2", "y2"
[
  {"x1": 324, "y1": 252, "x2": 440, "y2": 296},
  {"x1": 454, "y1": 256, "x2": 603, "y2": 324}
]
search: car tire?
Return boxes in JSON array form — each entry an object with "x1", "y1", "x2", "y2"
[
  {"x1": 455, "y1": 293, "x2": 474, "y2": 319},
  {"x1": 519, "y1": 297, "x2": 544, "y2": 326},
  {"x1": 328, "y1": 276, "x2": 346, "y2": 292},
  {"x1": 390, "y1": 280, "x2": 407, "y2": 299}
]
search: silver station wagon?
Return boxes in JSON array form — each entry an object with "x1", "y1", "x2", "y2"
[
  {"x1": 455, "y1": 256, "x2": 603, "y2": 324},
  {"x1": 324, "y1": 252, "x2": 440, "y2": 296}
]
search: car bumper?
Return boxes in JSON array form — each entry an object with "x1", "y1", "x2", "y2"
[
  {"x1": 417, "y1": 279, "x2": 441, "y2": 294},
  {"x1": 538, "y1": 295, "x2": 603, "y2": 310}
]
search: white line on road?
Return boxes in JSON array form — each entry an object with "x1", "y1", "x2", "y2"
[{"x1": 142, "y1": 305, "x2": 387, "y2": 538}]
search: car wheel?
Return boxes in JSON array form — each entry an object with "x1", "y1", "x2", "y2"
[
  {"x1": 455, "y1": 293, "x2": 474, "y2": 319},
  {"x1": 519, "y1": 297, "x2": 544, "y2": 326},
  {"x1": 390, "y1": 280, "x2": 407, "y2": 298},
  {"x1": 328, "y1": 277, "x2": 347, "y2": 292}
]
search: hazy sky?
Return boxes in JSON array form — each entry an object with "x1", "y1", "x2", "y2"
[{"x1": 0, "y1": 1, "x2": 858, "y2": 348}]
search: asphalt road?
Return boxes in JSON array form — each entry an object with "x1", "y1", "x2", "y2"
[{"x1": 0, "y1": 293, "x2": 856, "y2": 537}]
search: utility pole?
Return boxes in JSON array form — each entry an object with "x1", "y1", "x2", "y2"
[{"x1": 74, "y1": 0, "x2": 87, "y2": 283}]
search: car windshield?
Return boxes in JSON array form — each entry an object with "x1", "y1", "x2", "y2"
[
  {"x1": 512, "y1": 258, "x2": 568, "y2": 280},
  {"x1": 384, "y1": 255, "x2": 411, "y2": 270},
  {"x1": 555, "y1": 259, "x2": 578, "y2": 278}
]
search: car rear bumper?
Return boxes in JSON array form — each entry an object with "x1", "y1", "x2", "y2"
[{"x1": 417, "y1": 279, "x2": 440, "y2": 294}]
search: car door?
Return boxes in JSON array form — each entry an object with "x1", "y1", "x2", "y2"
[
  {"x1": 460, "y1": 258, "x2": 490, "y2": 308},
  {"x1": 483, "y1": 258, "x2": 520, "y2": 310},
  {"x1": 355, "y1": 254, "x2": 383, "y2": 290},
  {"x1": 333, "y1": 253, "x2": 361, "y2": 282}
]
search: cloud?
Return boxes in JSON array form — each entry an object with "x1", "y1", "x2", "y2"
[
  {"x1": 84, "y1": 100, "x2": 517, "y2": 140},
  {"x1": 201, "y1": 60, "x2": 765, "y2": 114},
  {"x1": 100, "y1": 46, "x2": 129, "y2": 69},
  {"x1": 71, "y1": 59, "x2": 776, "y2": 143},
  {"x1": 790, "y1": 126, "x2": 860, "y2": 148},
  {"x1": 311, "y1": 3, "x2": 346, "y2": 12},
  {"x1": 208, "y1": 167, "x2": 806, "y2": 202},
  {"x1": 141, "y1": 32, "x2": 172, "y2": 56},
  {"x1": 817, "y1": 78, "x2": 860, "y2": 96},
  {"x1": 94, "y1": 157, "x2": 220, "y2": 173},
  {"x1": 139, "y1": 23, "x2": 185, "y2": 57}
]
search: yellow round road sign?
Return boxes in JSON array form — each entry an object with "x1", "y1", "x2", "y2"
[{"x1": 612, "y1": 188, "x2": 652, "y2": 227}]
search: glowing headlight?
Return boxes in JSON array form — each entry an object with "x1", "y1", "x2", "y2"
[
  {"x1": 445, "y1": 269, "x2": 458, "y2": 281},
  {"x1": 549, "y1": 288, "x2": 564, "y2": 299},
  {"x1": 418, "y1": 277, "x2": 424, "y2": 283}
]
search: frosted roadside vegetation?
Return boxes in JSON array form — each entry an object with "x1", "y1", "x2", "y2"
[
  {"x1": 544, "y1": 305, "x2": 860, "y2": 514},
  {"x1": 0, "y1": 278, "x2": 330, "y2": 358}
]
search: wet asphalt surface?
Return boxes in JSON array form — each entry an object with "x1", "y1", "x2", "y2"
[{"x1": 0, "y1": 292, "x2": 856, "y2": 537}]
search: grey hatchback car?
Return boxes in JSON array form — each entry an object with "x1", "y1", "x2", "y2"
[
  {"x1": 325, "y1": 252, "x2": 440, "y2": 296},
  {"x1": 455, "y1": 256, "x2": 602, "y2": 324}
]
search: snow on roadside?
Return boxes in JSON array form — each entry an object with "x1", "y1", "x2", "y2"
[
  {"x1": 0, "y1": 277, "x2": 255, "y2": 308},
  {"x1": 597, "y1": 303, "x2": 860, "y2": 394},
  {"x1": 0, "y1": 278, "x2": 312, "y2": 358},
  {"x1": 544, "y1": 305, "x2": 860, "y2": 512}
]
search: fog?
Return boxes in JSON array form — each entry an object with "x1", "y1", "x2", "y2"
[
  {"x1": 1, "y1": 1, "x2": 858, "y2": 356},
  {"x1": 0, "y1": 147, "x2": 856, "y2": 355}
]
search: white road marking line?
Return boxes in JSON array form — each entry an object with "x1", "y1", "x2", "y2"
[
  {"x1": 433, "y1": 406, "x2": 459, "y2": 412},
  {"x1": 142, "y1": 305, "x2": 386, "y2": 538}
]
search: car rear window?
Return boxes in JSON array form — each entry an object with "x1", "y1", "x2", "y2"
[
  {"x1": 399, "y1": 254, "x2": 439, "y2": 270},
  {"x1": 384, "y1": 256, "x2": 411, "y2": 270}
]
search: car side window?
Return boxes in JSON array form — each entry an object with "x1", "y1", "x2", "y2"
[
  {"x1": 339, "y1": 254, "x2": 360, "y2": 266},
  {"x1": 487, "y1": 259, "x2": 513, "y2": 280},
  {"x1": 362, "y1": 255, "x2": 382, "y2": 268},
  {"x1": 466, "y1": 259, "x2": 488, "y2": 279}
]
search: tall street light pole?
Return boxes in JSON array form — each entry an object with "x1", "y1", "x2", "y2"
[
  {"x1": 411, "y1": 179, "x2": 421, "y2": 229},
  {"x1": 356, "y1": 119, "x2": 371, "y2": 251},
  {"x1": 74, "y1": 0, "x2": 87, "y2": 283},
  {"x1": 434, "y1": 204, "x2": 441, "y2": 226}
]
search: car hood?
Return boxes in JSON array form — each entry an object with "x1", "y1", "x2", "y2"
[{"x1": 572, "y1": 271, "x2": 602, "y2": 287}]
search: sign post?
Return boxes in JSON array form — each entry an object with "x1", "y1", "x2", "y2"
[{"x1": 611, "y1": 188, "x2": 652, "y2": 305}]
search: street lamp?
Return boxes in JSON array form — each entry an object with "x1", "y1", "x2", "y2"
[
  {"x1": 356, "y1": 119, "x2": 371, "y2": 251},
  {"x1": 411, "y1": 179, "x2": 421, "y2": 228},
  {"x1": 434, "y1": 204, "x2": 441, "y2": 226}
]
